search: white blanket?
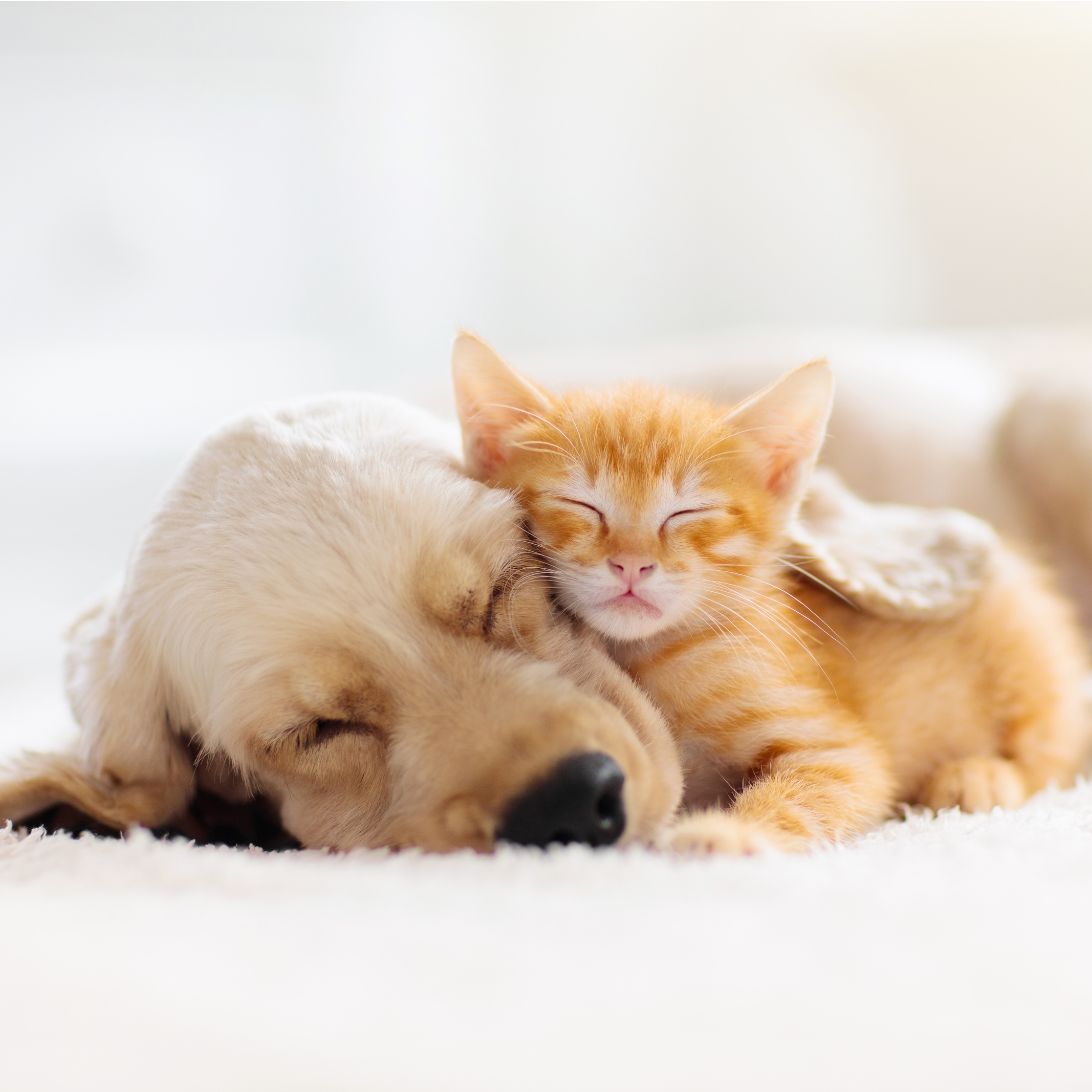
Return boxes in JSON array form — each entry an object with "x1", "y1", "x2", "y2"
[{"x1": 4, "y1": 784, "x2": 1091, "y2": 1092}]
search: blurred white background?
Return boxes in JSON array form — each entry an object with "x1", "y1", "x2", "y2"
[{"x1": 2, "y1": 2, "x2": 1092, "y2": 743}]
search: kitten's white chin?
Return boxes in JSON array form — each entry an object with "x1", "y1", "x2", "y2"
[
  {"x1": 553, "y1": 571, "x2": 679, "y2": 641},
  {"x1": 581, "y1": 598, "x2": 672, "y2": 642}
]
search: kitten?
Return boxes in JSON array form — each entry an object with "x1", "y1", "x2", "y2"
[{"x1": 452, "y1": 333, "x2": 1092, "y2": 854}]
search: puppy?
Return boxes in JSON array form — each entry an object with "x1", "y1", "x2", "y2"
[{"x1": 0, "y1": 394, "x2": 683, "y2": 851}]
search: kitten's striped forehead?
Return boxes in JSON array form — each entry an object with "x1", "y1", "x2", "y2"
[{"x1": 557, "y1": 386, "x2": 730, "y2": 507}]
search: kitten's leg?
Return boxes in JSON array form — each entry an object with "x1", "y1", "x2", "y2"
[
  {"x1": 919, "y1": 756, "x2": 1027, "y2": 812},
  {"x1": 668, "y1": 809, "x2": 780, "y2": 856},
  {"x1": 918, "y1": 682, "x2": 1089, "y2": 813},
  {"x1": 669, "y1": 709, "x2": 895, "y2": 856},
  {"x1": 918, "y1": 553, "x2": 1091, "y2": 814},
  {"x1": 994, "y1": 614, "x2": 1091, "y2": 799}
]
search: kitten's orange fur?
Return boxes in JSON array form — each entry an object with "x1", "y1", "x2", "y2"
[{"x1": 453, "y1": 333, "x2": 1092, "y2": 854}]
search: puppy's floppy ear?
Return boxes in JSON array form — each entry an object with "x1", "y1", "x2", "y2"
[
  {"x1": 724, "y1": 359, "x2": 833, "y2": 511},
  {"x1": 788, "y1": 468, "x2": 998, "y2": 621},
  {"x1": 0, "y1": 594, "x2": 194, "y2": 831},
  {"x1": 0, "y1": 749, "x2": 186, "y2": 830},
  {"x1": 451, "y1": 331, "x2": 555, "y2": 480}
]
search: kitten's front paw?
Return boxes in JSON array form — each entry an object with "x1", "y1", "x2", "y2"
[
  {"x1": 666, "y1": 810, "x2": 779, "y2": 857},
  {"x1": 919, "y1": 756, "x2": 1027, "y2": 813}
]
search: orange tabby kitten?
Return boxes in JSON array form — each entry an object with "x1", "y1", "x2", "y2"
[{"x1": 452, "y1": 333, "x2": 1091, "y2": 854}]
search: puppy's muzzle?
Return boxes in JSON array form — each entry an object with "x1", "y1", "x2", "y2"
[{"x1": 498, "y1": 752, "x2": 626, "y2": 849}]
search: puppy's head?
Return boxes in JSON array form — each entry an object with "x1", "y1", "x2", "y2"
[
  {"x1": 220, "y1": 442, "x2": 677, "y2": 851},
  {"x1": 5, "y1": 396, "x2": 681, "y2": 851}
]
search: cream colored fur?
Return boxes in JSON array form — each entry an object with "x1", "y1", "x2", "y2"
[{"x1": 0, "y1": 395, "x2": 682, "y2": 849}]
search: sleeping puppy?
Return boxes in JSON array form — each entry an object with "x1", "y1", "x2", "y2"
[{"x1": 0, "y1": 394, "x2": 683, "y2": 851}]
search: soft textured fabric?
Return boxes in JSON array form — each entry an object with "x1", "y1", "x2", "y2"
[
  {"x1": 791, "y1": 468, "x2": 999, "y2": 621},
  {"x1": 4, "y1": 784, "x2": 1092, "y2": 1092}
]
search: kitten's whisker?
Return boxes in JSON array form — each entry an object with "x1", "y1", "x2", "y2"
[
  {"x1": 561, "y1": 400, "x2": 593, "y2": 464},
  {"x1": 684, "y1": 415, "x2": 734, "y2": 467},
  {"x1": 688, "y1": 603, "x2": 754, "y2": 659},
  {"x1": 687, "y1": 422, "x2": 815, "y2": 471},
  {"x1": 701, "y1": 588, "x2": 840, "y2": 697},
  {"x1": 480, "y1": 402, "x2": 580, "y2": 456},
  {"x1": 703, "y1": 589, "x2": 808, "y2": 653},
  {"x1": 701, "y1": 586, "x2": 814, "y2": 664},
  {"x1": 779, "y1": 558, "x2": 857, "y2": 608},
  {"x1": 511, "y1": 440, "x2": 576, "y2": 462},
  {"x1": 705, "y1": 567, "x2": 851, "y2": 654},
  {"x1": 739, "y1": 590, "x2": 848, "y2": 655},
  {"x1": 726, "y1": 423, "x2": 813, "y2": 441},
  {"x1": 694, "y1": 593, "x2": 794, "y2": 674}
]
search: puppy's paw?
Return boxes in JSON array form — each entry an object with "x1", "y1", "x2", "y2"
[
  {"x1": 919, "y1": 756, "x2": 1027, "y2": 813},
  {"x1": 666, "y1": 810, "x2": 779, "y2": 857}
]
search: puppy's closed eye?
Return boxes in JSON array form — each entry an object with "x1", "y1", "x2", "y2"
[{"x1": 301, "y1": 719, "x2": 380, "y2": 748}]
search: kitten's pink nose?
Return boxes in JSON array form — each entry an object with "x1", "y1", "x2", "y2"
[{"x1": 608, "y1": 555, "x2": 657, "y2": 588}]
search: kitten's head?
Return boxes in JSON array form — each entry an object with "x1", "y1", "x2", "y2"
[{"x1": 452, "y1": 333, "x2": 833, "y2": 643}]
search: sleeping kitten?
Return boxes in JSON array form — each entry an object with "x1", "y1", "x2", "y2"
[{"x1": 452, "y1": 333, "x2": 1091, "y2": 854}]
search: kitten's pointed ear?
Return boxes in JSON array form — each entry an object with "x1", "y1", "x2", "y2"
[
  {"x1": 725, "y1": 359, "x2": 833, "y2": 505},
  {"x1": 451, "y1": 331, "x2": 554, "y2": 480}
]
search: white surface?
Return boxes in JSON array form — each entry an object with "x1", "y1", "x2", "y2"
[
  {"x1": 4, "y1": 785, "x2": 1092, "y2": 1092},
  {"x1": 3, "y1": 3, "x2": 1092, "y2": 392}
]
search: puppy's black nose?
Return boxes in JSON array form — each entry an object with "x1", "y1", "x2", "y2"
[{"x1": 499, "y1": 752, "x2": 626, "y2": 848}]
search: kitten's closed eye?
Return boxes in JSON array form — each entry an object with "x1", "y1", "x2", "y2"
[
  {"x1": 557, "y1": 497, "x2": 606, "y2": 526},
  {"x1": 661, "y1": 507, "x2": 717, "y2": 531}
]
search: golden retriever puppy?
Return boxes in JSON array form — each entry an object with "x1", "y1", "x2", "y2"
[{"x1": 0, "y1": 395, "x2": 683, "y2": 851}]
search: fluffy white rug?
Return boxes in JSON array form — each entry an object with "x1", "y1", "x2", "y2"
[{"x1": 4, "y1": 787, "x2": 1092, "y2": 1092}]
